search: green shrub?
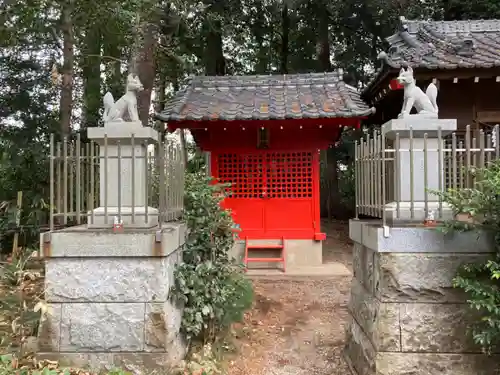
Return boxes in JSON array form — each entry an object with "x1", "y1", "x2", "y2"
[
  {"x1": 436, "y1": 161, "x2": 500, "y2": 352},
  {"x1": 170, "y1": 172, "x2": 253, "y2": 344}
]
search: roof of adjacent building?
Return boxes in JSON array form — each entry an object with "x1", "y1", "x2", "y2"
[
  {"x1": 363, "y1": 17, "x2": 500, "y2": 97},
  {"x1": 156, "y1": 72, "x2": 375, "y2": 123}
]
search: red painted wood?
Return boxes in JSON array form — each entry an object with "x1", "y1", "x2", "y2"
[
  {"x1": 193, "y1": 121, "x2": 345, "y2": 151},
  {"x1": 248, "y1": 258, "x2": 284, "y2": 261},
  {"x1": 215, "y1": 149, "x2": 320, "y2": 240},
  {"x1": 390, "y1": 78, "x2": 403, "y2": 90},
  {"x1": 314, "y1": 232, "x2": 327, "y2": 241},
  {"x1": 167, "y1": 117, "x2": 362, "y2": 132},
  {"x1": 247, "y1": 245, "x2": 283, "y2": 249},
  {"x1": 177, "y1": 117, "x2": 361, "y2": 244}
]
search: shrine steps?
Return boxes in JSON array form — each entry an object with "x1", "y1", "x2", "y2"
[{"x1": 243, "y1": 237, "x2": 286, "y2": 273}]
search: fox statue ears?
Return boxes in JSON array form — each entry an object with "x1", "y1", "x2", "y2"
[
  {"x1": 125, "y1": 73, "x2": 143, "y2": 89},
  {"x1": 399, "y1": 66, "x2": 414, "y2": 75},
  {"x1": 127, "y1": 73, "x2": 138, "y2": 81}
]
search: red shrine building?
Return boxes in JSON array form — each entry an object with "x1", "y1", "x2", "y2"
[{"x1": 157, "y1": 73, "x2": 374, "y2": 271}]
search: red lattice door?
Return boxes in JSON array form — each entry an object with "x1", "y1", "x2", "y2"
[{"x1": 215, "y1": 151, "x2": 319, "y2": 239}]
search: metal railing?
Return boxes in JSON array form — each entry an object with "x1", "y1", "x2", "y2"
[
  {"x1": 48, "y1": 133, "x2": 184, "y2": 230},
  {"x1": 355, "y1": 124, "x2": 500, "y2": 224}
]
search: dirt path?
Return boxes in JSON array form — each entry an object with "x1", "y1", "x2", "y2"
[{"x1": 227, "y1": 220, "x2": 353, "y2": 375}]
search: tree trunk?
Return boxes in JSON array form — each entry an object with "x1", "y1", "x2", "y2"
[
  {"x1": 205, "y1": 20, "x2": 225, "y2": 76},
  {"x1": 128, "y1": 17, "x2": 158, "y2": 127},
  {"x1": 326, "y1": 148, "x2": 339, "y2": 219},
  {"x1": 280, "y1": 4, "x2": 290, "y2": 74},
  {"x1": 317, "y1": 4, "x2": 331, "y2": 72},
  {"x1": 137, "y1": 22, "x2": 158, "y2": 127},
  {"x1": 155, "y1": 74, "x2": 167, "y2": 131},
  {"x1": 179, "y1": 128, "x2": 189, "y2": 169},
  {"x1": 82, "y1": 25, "x2": 101, "y2": 128},
  {"x1": 103, "y1": 39, "x2": 122, "y2": 102},
  {"x1": 254, "y1": 8, "x2": 268, "y2": 74},
  {"x1": 124, "y1": 2, "x2": 163, "y2": 127},
  {"x1": 59, "y1": 0, "x2": 74, "y2": 136},
  {"x1": 155, "y1": 74, "x2": 167, "y2": 172},
  {"x1": 315, "y1": 2, "x2": 339, "y2": 219}
]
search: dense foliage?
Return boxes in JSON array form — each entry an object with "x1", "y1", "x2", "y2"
[
  {"x1": 170, "y1": 172, "x2": 253, "y2": 343},
  {"x1": 436, "y1": 161, "x2": 500, "y2": 352}
]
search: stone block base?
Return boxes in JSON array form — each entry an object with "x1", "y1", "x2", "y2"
[
  {"x1": 344, "y1": 318, "x2": 500, "y2": 375},
  {"x1": 229, "y1": 239, "x2": 322, "y2": 270},
  {"x1": 38, "y1": 223, "x2": 187, "y2": 372},
  {"x1": 345, "y1": 220, "x2": 497, "y2": 375}
]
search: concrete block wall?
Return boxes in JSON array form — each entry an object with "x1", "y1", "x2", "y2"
[
  {"x1": 37, "y1": 223, "x2": 187, "y2": 372},
  {"x1": 345, "y1": 220, "x2": 500, "y2": 375}
]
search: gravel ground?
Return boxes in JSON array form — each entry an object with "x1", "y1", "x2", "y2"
[{"x1": 226, "y1": 220, "x2": 353, "y2": 375}]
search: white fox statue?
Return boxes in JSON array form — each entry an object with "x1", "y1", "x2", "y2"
[
  {"x1": 102, "y1": 73, "x2": 144, "y2": 123},
  {"x1": 397, "y1": 66, "x2": 438, "y2": 119}
]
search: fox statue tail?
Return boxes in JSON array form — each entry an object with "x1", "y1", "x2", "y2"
[
  {"x1": 102, "y1": 92, "x2": 115, "y2": 122},
  {"x1": 426, "y1": 82, "x2": 438, "y2": 113}
]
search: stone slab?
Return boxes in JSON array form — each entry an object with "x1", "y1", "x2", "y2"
[
  {"x1": 344, "y1": 316, "x2": 499, "y2": 375},
  {"x1": 45, "y1": 223, "x2": 186, "y2": 257},
  {"x1": 400, "y1": 303, "x2": 479, "y2": 353},
  {"x1": 45, "y1": 256, "x2": 177, "y2": 302},
  {"x1": 38, "y1": 304, "x2": 62, "y2": 352},
  {"x1": 373, "y1": 252, "x2": 488, "y2": 303},
  {"x1": 348, "y1": 278, "x2": 400, "y2": 352},
  {"x1": 349, "y1": 220, "x2": 494, "y2": 254},
  {"x1": 88, "y1": 122, "x2": 158, "y2": 144},
  {"x1": 344, "y1": 317, "x2": 376, "y2": 375},
  {"x1": 144, "y1": 302, "x2": 183, "y2": 352},
  {"x1": 353, "y1": 243, "x2": 376, "y2": 294},
  {"x1": 348, "y1": 282, "x2": 482, "y2": 354},
  {"x1": 382, "y1": 118, "x2": 457, "y2": 139},
  {"x1": 376, "y1": 352, "x2": 500, "y2": 375},
  {"x1": 60, "y1": 303, "x2": 145, "y2": 352}
]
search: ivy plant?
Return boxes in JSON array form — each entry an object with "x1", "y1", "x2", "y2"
[
  {"x1": 170, "y1": 172, "x2": 253, "y2": 344},
  {"x1": 434, "y1": 160, "x2": 500, "y2": 352}
]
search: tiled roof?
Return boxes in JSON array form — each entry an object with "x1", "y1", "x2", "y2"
[
  {"x1": 156, "y1": 73, "x2": 375, "y2": 122},
  {"x1": 363, "y1": 17, "x2": 500, "y2": 97}
]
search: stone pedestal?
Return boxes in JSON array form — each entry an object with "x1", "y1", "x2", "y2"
[
  {"x1": 87, "y1": 121, "x2": 159, "y2": 228},
  {"x1": 382, "y1": 118, "x2": 457, "y2": 221},
  {"x1": 38, "y1": 223, "x2": 187, "y2": 372},
  {"x1": 344, "y1": 220, "x2": 499, "y2": 375}
]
